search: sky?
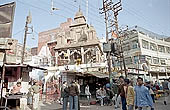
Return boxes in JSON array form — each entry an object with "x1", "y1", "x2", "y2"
[{"x1": 0, "y1": 0, "x2": 170, "y2": 48}]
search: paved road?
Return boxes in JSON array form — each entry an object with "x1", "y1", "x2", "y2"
[{"x1": 40, "y1": 97, "x2": 170, "y2": 110}]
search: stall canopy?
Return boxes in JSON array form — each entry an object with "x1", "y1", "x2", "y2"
[
  {"x1": 84, "y1": 71, "x2": 109, "y2": 78},
  {"x1": 4, "y1": 64, "x2": 47, "y2": 70}
]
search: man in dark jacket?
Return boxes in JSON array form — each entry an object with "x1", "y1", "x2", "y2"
[
  {"x1": 162, "y1": 80, "x2": 169, "y2": 105},
  {"x1": 117, "y1": 76, "x2": 127, "y2": 110},
  {"x1": 61, "y1": 81, "x2": 69, "y2": 110},
  {"x1": 68, "y1": 80, "x2": 79, "y2": 110}
]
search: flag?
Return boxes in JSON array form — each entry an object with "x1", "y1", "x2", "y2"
[
  {"x1": 0, "y1": 2, "x2": 16, "y2": 38},
  {"x1": 112, "y1": 31, "x2": 118, "y2": 38}
]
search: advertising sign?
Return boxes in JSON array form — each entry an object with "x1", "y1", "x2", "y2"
[{"x1": 0, "y1": 2, "x2": 16, "y2": 38}]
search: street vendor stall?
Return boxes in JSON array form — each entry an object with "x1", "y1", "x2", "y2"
[{"x1": 0, "y1": 64, "x2": 46, "y2": 110}]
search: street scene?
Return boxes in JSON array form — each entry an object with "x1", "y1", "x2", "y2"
[{"x1": 0, "y1": 0, "x2": 170, "y2": 110}]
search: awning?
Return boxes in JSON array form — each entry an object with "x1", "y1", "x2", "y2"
[
  {"x1": 5, "y1": 64, "x2": 27, "y2": 67},
  {"x1": 4, "y1": 64, "x2": 47, "y2": 70},
  {"x1": 28, "y1": 65, "x2": 47, "y2": 70},
  {"x1": 61, "y1": 71, "x2": 109, "y2": 78},
  {"x1": 84, "y1": 71, "x2": 109, "y2": 78}
]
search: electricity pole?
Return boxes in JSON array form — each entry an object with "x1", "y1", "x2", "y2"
[
  {"x1": 21, "y1": 12, "x2": 32, "y2": 64},
  {"x1": 111, "y1": 0, "x2": 127, "y2": 78},
  {"x1": 21, "y1": 19, "x2": 28, "y2": 64},
  {"x1": 100, "y1": 0, "x2": 113, "y2": 85}
]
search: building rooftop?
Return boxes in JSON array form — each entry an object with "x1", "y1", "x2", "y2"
[{"x1": 129, "y1": 26, "x2": 169, "y2": 39}]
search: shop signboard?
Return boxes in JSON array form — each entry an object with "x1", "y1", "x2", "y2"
[{"x1": 0, "y1": 2, "x2": 16, "y2": 38}]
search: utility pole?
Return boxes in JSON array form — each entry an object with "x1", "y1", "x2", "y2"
[
  {"x1": 111, "y1": 0, "x2": 127, "y2": 78},
  {"x1": 21, "y1": 19, "x2": 28, "y2": 64},
  {"x1": 0, "y1": 49, "x2": 7, "y2": 106},
  {"x1": 100, "y1": 0, "x2": 113, "y2": 85},
  {"x1": 21, "y1": 12, "x2": 32, "y2": 64}
]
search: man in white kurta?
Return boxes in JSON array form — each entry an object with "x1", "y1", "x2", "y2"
[{"x1": 31, "y1": 81, "x2": 41, "y2": 110}]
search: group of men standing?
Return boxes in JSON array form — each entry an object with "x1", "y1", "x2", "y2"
[{"x1": 61, "y1": 80, "x2": 80, "y2": 110}]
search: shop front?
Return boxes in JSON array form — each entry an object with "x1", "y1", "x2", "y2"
[{"x1": 61, "y1": 70, "x2": 109, "y2": 97}]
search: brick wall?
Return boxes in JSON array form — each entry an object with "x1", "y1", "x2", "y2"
[{"x1": 38, "y1": 18, "x2": 73, "y2": 54}]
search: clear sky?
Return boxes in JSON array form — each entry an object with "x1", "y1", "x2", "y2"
[{"x1": 0, "y1": 0, "x2": 170, "y2": 48}]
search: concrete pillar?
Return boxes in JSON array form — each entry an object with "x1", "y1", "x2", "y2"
[
  {"x1": 149, "y1": 72, "x2": 152, "y2": 81},
  {"x1": 165, "y1": 68, "x2": 168, "y2": 78},
  {"x1": 81, "y1": 47, "x2": 84, "y2": 63},
  {"x1": 55, "y1": 51, "x2": 58, "y2": 66},
  {"x1": 67, "y1": 49, "x2": 70, "y2": 61},
  {"x1": 95, "y1": 46, "x2": 98, "y2": 63},
  {"x1": 157, "y1": 72, "x2": 159, "y2": 82},
  {"x1": 98, "y1": 51, "x2": 101, "y2": 63}
]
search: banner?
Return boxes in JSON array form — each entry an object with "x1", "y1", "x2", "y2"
[{"x1": 0, "y1": 2, "x2": 16, "y2": 38}]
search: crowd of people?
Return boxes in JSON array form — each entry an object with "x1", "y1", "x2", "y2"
[
  {"x1": 60, "y1": 77, "x2": 170, "y2": 110},
  {"x1": 95, "y1": 76, "x2": 170, "y2": 110}
]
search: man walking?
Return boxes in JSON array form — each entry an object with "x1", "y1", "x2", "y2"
[
  {"x1": 117, "y1": 76, "x2": 127, "y2": 110},
  {"x1": 162, "y1": 79, "x2": 169, "y2": 105},
  {"x1": 125, "y1": 79, "x2": 135, "y2": 110},
  {"x1": 135, "y1": 77, "x2": 153, "y2": 110}
]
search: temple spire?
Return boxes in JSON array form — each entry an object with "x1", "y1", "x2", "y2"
[{"x1": 79, "y1": 5, "x2": 81, "y2": 12}]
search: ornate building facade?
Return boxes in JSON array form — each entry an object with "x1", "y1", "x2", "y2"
[{"x1": 55, "y1": 9, "x2": 103, "y2": 67}]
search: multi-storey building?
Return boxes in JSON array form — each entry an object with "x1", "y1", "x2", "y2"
[
  {"x1": 53, "y1": 9, "x2": 108, "y2": 85},
  {"x1": 116, "y1": 26, "x2": 170, "y2": 82}
]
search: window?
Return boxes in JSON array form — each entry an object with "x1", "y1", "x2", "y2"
[
  {"x1": 153, "y1": 57, "x2": 159, "y2": 64},
  {"x1": 122, "y1": 43, "x2": 130, "y2": 51},
  {"x1": 133, "y1": 56, "x2": 139, "y2": 64},
  {"x1": 166, "y1": 47, "x2": 170, "y2": 54},
  {"x1": 158, "y1": 45, "x2": 165, "y2": 53},
  {"x1": 67, "y1": 39, "x2": 71, "y2": 44},
  {"x1": 125, "y1": 57, "x2": 132, "y2": 65},
  {"x1": 142, "y1": 40, "x2": 149, "y2": 49},
  {"x1": 131, "y1": 40, "x2": 139, "y2": 49},
  {"x1": 160, "y1": 59, "x2": 166, "y2": 65},
  {"x1": 146, "y1": 56, "x2": 152, "y2": 64},
  {"x1": 150, "y1": 43, "x2": 157, "y2": 51},
  {"x1": 117, "y1": 61, "x2": 121, "y2": 66},
  {"x1": 139, "y1": 55, "x2": 146, "y2": 63}
]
